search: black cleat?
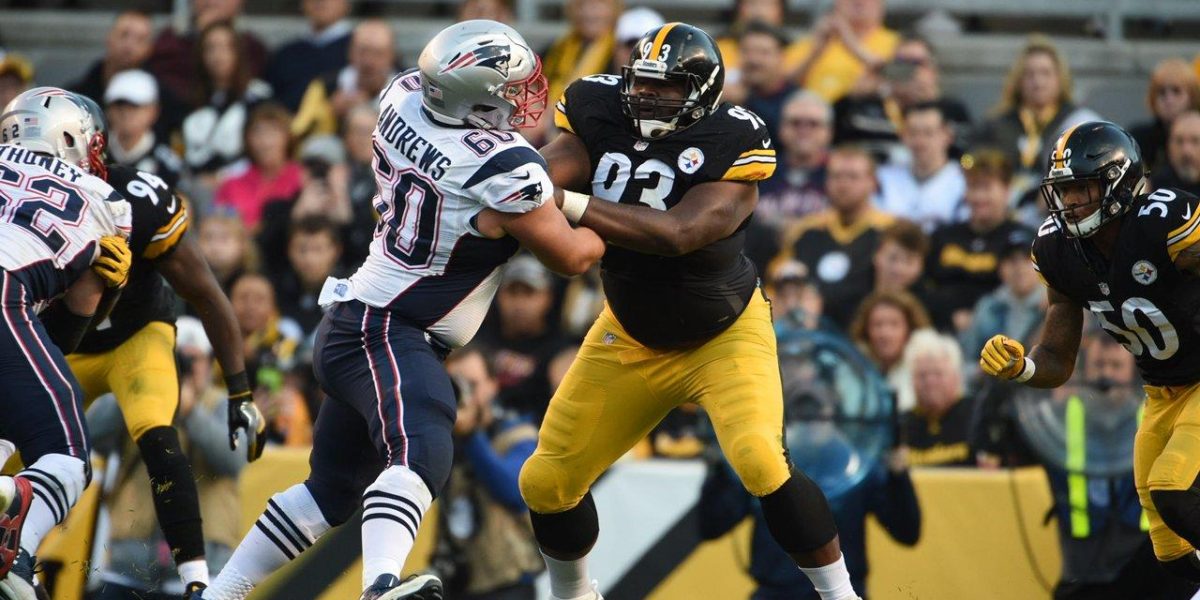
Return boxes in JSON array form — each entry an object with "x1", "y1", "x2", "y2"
[
  {"x1": 183, "y1": 581, "x2": 207, "y2": 599},
  {"x1": 358, "y1": 573, "x2": 443, "y2": 600}
]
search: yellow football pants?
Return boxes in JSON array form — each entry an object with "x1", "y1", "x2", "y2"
[
  {"x1": 520, "y1": 291, "x2": 790, "y2": 514},
  {"x1": 1137, "y1": 382, "x2": 1200, "y2": 561},
  {"x1": 67, "y1": 321, "x2": 179, "y2": 441}
]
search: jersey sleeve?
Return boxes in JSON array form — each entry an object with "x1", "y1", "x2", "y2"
[
  {"x1": 1156, "y1": 188, "x2": 1200, "y2": 261},
  {"x1": 554, "y1": 75, "x2": 623, "y2": 139},
  {"x1": 110, "y1": 167, "x2": 191, "y2": 259},
  {"x1": 1030, "y1": 217, "x2": 1060, "y2": 291},
  {"x1": 461, "y1": 145, "x2": 552, "y2": 214},
  {"x1": 701, "y1": 105, "x2": 777, "y2": 183}
]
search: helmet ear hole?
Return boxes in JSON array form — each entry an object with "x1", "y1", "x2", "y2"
[{"x1": 62, "y1": 131, "x2": 76, "y2": 149}]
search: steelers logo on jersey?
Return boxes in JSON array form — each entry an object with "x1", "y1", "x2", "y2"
[
  {"x1": 1132, "y1": 260, "x2": 1158, "y2": 285},
  {"x1": 677, "y1": 147, "x2": 705, "y2": 174}
]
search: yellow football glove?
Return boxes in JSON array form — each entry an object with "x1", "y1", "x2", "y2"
[
  {"x1": 92, "y1": 235, "x2": 132, "y2": 288},
  {"x1": 980, "y1": 335, "x2": 1027, "y2": 380}
]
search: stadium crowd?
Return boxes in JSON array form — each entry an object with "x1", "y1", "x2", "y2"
[{"x1": 3, "y1": 0, "x2": 1200, "y2": 598}]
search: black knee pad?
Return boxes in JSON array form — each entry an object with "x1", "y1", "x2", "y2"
[
  {"x1": 760, "y1": 471, "x2": 839, "y2": 554},
  {"x1": 1161, "y1": 553, "x2": 1200, "y2": 583},
  {"x1": 137, "y1": 426, "x2": 205, "y2": 562},
  {"x1": 529, "y1": 492, "x2": 599, "y2": 560},
  {"x1": 1151, "y1": 486, "x2": 1200, "y2": 548}
]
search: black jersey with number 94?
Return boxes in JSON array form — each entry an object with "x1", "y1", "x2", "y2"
[{"x1": 1032, "y1": 187, "x2": 1200, "y2": 386}]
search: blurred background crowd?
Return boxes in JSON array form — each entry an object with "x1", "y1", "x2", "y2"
[{"x1": 3, "y1": 0, "x2": 1200, "y2": 598}]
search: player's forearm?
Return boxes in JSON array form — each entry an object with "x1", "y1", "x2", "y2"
[
  {"x1": 579, "y1": 198, "x2": 692, "y2": 256},
  {"x1": 1024, "y1": 345, "x2": 1076, "y2": 388}
]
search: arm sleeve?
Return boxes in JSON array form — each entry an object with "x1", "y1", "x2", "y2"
[
  {"x1": 461, "y1": 146, "x2": 552, "y2": 214},
  {"x1": 701, "y1": 108, "x2": 778, "y2": 183}
]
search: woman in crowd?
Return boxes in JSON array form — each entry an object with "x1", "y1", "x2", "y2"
[
  {"x1": 1129, "y1": 58, "x2": 1200, "y2": 174},
  {"x1": 849, "y1": 290, "x2": 931, "y2": 412},
  {"x1": 214, "y1": 102, "x2": 303, "y2": 230},
  {"x1": 196, "y1": 209, "x2": 258, "y2": 293},
  {"x1": 535, "y1": 0, "x2": 620, "y2": 142}
]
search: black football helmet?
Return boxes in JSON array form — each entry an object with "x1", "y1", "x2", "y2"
[
  {"x1": 620, "y1": 22, "x2": 724, "y2": 140},
  {"x1": 1040, "y1": 121, "x2": 1147, "y2": 238}
]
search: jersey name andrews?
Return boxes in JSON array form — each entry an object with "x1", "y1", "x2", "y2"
[{"x1": 377, "y1": 102, "x2": 452, "y2": 181}]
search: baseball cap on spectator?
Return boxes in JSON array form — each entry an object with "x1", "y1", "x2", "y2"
[
  {"x1": 502, "y1": 254, "x2": 551, "y2": 291},
  {"x1": 616, "y1": 7, "x2": 665, "y2": 44},
  {"x1": 1001, "y1": 227, "x2": 1035, "y2": 261},
  {"x1": 104, "y1": 69, "x2": 158, "y2": 105},
  {"x1": 0, "y1": 53, "x2": 33, "y2": 84},
  {"x1": 769, "y1": 259, "x2": 812, "y2": 288},
  {"x1": 300, "y1": 134, "x2": 347, "y2": 166}
]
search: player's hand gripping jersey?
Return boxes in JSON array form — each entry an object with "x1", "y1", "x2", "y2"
[
  {"x1": 0, "y1": 143, "x2": 131, "y2": 302},
  {"x1": 334, "y1": 70, "x2": 553, "y2": 348},
  {"x1": 555, "y1": 74, "x2": 776, "y2": 348},
  {"x1": 1032, "y1": 187, "x2": 1200, "y2": 386}
]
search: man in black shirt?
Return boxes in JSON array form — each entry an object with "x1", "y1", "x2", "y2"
[{"x1": 900, "y1": 330, "x2": 978, "y2": 467}]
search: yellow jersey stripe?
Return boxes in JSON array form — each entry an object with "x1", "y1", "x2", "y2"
[
  {"x1": 722, "y1": 162, "x2": 776, "y2": 182},
  {"x1": 1168, "y1": 225, "x2": 1200, "y2": 261},
  {"x1": 151, "y1": 209, "x2": 187, "y2": 242},
  {"x1": 554, "y1": 106, "x2": 574, "y2": 133},
  {"x1": 144, "y1": 220, "x2": 189, "y2": 259},
  {"x1": 1052, "y1": 123, "x2": 1083, "y2": 169},
  {"x1": 1169, "y1": 202, "x2": 1200, "y2": 241},
  {"x1": 648, "y1": 23, "x2": 680, "y2": 61},
  {"x1": 737, "y1": 149, "x2": 776, "y2": 158}
]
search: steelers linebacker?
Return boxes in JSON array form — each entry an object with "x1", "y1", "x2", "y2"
[
  {"x1": 47, "y1": 94, "x2": 262, "y2": 593},
  {"x1": 981, "y1": 121, "x2": 1200, "y2": 581},
  {"x1": 520, "y1": 23, "x2": 858, "y2": 600}
]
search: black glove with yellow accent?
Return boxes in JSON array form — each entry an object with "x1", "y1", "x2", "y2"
[
  {"x1": 225, "y1": 371, "x2": 266, "y2": 462},
  {"x1": 92, "y1": 235, "x2": 132, "y2": 288}
]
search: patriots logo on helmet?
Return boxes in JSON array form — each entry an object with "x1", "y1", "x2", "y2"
[{"x1": 440, "y1": 44, "x2": 512, "y2": 77}]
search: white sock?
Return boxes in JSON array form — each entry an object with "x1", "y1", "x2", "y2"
[
  {"x1": 17, "y1": 454, "x2": 86, "y2": 555},
  {"x1": 543, "y1": 552, "x2": 592, "y2": 599},
  {"x1": 360, "y1": 466, "x2": 432, "y2": 590},
  {"x1": 798, "y1": 553, "x2": 857, "y2": 600},
  {"x1": 178, "y1": 558, "x2": 209, "y2": 585},
  {"x1": 206, "y1": 484, "x2": 330, "y2": 600},
  {"x1": 0, "y1": 477, "x2": 14, "y2": 508}
]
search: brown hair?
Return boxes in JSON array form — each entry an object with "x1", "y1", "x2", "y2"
[
  {"x1": 828, "y1": 144, "x2": 877, "y2": 171},
  {"x1": 961, "y1": 147, "x2": 1015, "y2": 185},
  {"x1": 994, "y1": 34, "x2": 1074, "y2": 115},
  {"x1": 848, "y1": 290, "x2": 932, "y2": 364},
  {"x1": 1147, "y1": 58, "x2": 1200, "y2": 115},
  {"x1": 195, "y1": 20, "x2": 253, "y2": 106},
  {"x1": 878, "y1": 219, "x2": 929, "y2": 258},
  {"x1": 243, "y1": 101, "x2": 296, "y2": 165}
]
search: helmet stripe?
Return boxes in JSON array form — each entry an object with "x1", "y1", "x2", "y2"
[
  {"x1": 648, "y1": 23, "x2": 681, "y2": 61},
  {"x1": 1052, "y1": 122, "x2": 1083, "y2": 169}
]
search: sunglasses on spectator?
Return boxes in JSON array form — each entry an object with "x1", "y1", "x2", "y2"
[{"x1": 785, "y1": 118, "x2": 827, "y2": 128}]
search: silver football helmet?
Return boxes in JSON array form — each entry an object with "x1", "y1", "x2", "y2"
[
  {"x1": 0, "y1": 87, "x2": 107, "y2": 176},
  {"x1": 417, "y1": 20, "x2": 548, "y2": 130}
]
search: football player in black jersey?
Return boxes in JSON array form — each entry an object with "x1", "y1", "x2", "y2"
[
  {"x1": 981, "y1": 121, "x2": 1200, "y2": 582},
  {"x1": 42, "y1": 94, "x2": 261, "y2": 594},
  {"x1": 520, "y1": 23, "x2": 858, "y2": 600}
]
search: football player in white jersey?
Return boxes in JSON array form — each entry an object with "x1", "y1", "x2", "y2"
[
  {"x1": 195, "y1": 21, "x2": 604, "y2": 600},
  {"x1": 0, "y1": 87, "x2": 134, "y2": 600}
]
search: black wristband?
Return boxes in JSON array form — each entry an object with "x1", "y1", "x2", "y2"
[{"x1": 224, "y1": 370, "x2": 252, "y2": 398}]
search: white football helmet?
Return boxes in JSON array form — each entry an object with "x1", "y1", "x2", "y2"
[
  {"x1": 0, "y1": 87, "x2": 107, "y2": 176},
  {"x1": 417, "y1": 20, "x2": 548, "y2": 130}
]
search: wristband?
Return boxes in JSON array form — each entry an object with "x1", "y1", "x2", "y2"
[
  {"x1": 1014, "y1": 357, "x2": 1036, "y2": 383},
  {"x1": 561, "y1": 190, "x2": 590, "y2": 225},
  {"x1": 224, "y1": 370, "x2": 252, "y2": 399}
]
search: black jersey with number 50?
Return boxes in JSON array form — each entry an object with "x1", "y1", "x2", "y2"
[
  {"x1": 1032, "y1": 187, "x2": 1200, "y2": 386},
  {"x1": 556, "y1": 75, "x2": 777, "y2": 349}
]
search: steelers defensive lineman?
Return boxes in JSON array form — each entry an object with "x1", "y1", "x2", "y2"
[
  {"x1": 41, "y1": 94, "x2": 262, "y2": 594},
  {"x1": 518, "y1": 23, "x2": 859, "y2": 600},
  {"x1": 981, "y1": 121, "x2": 1200, "y2": 581}
]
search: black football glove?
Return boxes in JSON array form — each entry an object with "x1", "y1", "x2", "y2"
[{"x1": 225, "y1": 371, "x2": 265, "y2": 462}]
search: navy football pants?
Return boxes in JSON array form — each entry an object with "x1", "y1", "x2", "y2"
[
  {"x1": 307, "y1": 300, "x2": 456, "y2": 525},
  {"x1": 0, "y1": 271, "x2": 89, "y2": 464}
]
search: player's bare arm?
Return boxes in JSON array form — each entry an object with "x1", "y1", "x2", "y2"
[
  {"x1": 155, "y1": 232, "x2": 246, "y2": 377},
  {"x1": 1175, "y1": 243, "x2": 1200, "y2": 276},
  {"x1": 538, "y1": 130, "x2": 592, "y2": 193},
  {"x1": 475, "y1": 200, "x2": 605, "y2": 275},
  {"x1": 980, "y1": 285, "x2": 1083, "y2": 388}
]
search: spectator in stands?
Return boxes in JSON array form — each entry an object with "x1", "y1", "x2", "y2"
[
  {"x1": 875, "y1": 102, "x2": 966, "y2": 231},
  {"x1": 609, "y1": 7, "x2": 664, "y2": 76},
  {"x1": 458, "y1": 0, "x2": 515, "y2": 23},
  {"x1": 1155, "y1": 111, "x2": 1200, "y2": 196},
  {"x1": 476, "y1": 254, "x2": 571, "y2": 420},
  {"x1": 434, "y1": 345, "x2": 542, "y2": 600},
  {"x1": 87, "y1": 318, "x2": 248, "y2": 600},
  {"x1": 258, "y1": 134, "x2": 352, "y2": 274},
  {"x1": 849, "y1": 290, "x2": 931, "y2": 410},
  {"x1": 215, "y1": 102, "x2": 303, "y2": 230},
  {"x1": 272, "y1": 215, "x2": 344, "y2": 336},
  {"x1": 104, "y1": 69, "x2": 183, "y2": 187},
  {"x1": 70, "y1": 11, "x2": 154, "y2": 108},
  {"x1": 264, "y1": 0, "x2": 352, "y2": 112},
  {"x1": 923, "y1": 149, "x2": 1033, "y2": 332},
  {"x1": 831, "y1": 33, "x2": 971, "y2": 158},
  {"x1": 975, "y1": 35, "x2": 1100, "y2": 199},
  {"x1": 147, "y1": 0, "x2": 267, "y2": 111},
  {"x1": 776, "y1": 145, "x2": 894, "y2": 329},
  {"x1": 1129, "y1": 59, "x2": 1200, "y2": 174},
  {"x1": 766, "y1": 259, "x2": 825, "y2": 330},
  {"x1": 871, "y1": 219, "x2": 928, "y2": 297},
  {"x1": 558, "y1": 264, "x2": 604, "y2": 341},
  {"x1": 715, "y1": 0, "x2": 786, "y2": 82},
  {"x1": 898, "y1": 329, "x2": 979, "y2": 467},
  {"x1": 958, "y1": 229, "x2": 1043, "y2": 381},
  {"x1": 0, "y1": 52, "x2": 33, "y2": 111},
  {"x1": 731, "y1": 22, "x2": 795, "y2": 144},
  {"x1": 229, "y1": 272, "x2": 309, "y2": 446},
  {"x1": 293, "y1": 19, "x2": 397, "y2": 141},
  {"x1": 789, "y1": 0, "x2": 899, "y2": 103},
  {"x1": 540, "y1": 0, "x2": 619, "y2": 135},
  {"x1": 197, "y1": 209, "x2": 257, "y2": 293},
  {"x1": 341, "y1": 103, "x2": 381, "y2": 267},
  {"x1": 181, "y1": 21, "x2": 273, "y2": 191}
]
